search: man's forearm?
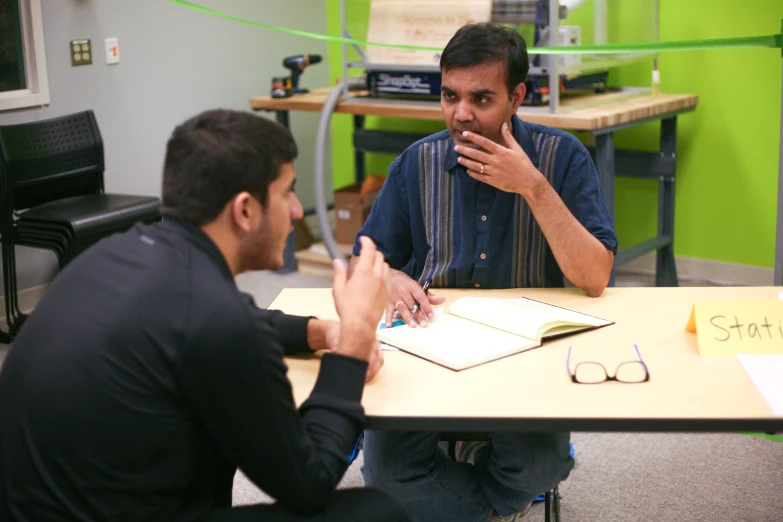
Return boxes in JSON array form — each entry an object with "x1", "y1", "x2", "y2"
[
  {"x1": 524, "y1": 177, "x2": 614, "y2": 297},
  {"x1": 253, "y1": 306, "x2": 313, "y2": 354}
]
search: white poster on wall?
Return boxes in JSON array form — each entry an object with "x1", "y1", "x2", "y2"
[{"x1": 366, "y1": 0, "x2": 493, "y2": 66}]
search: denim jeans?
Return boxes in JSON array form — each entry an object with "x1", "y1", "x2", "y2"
[{"x1": 361, "y1": 430, "x2": 574, "y2": 522}]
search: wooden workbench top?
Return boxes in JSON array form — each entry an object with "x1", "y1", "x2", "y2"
[{"x1": 250, "y1": 87, "x2": 698, "y2": 131}]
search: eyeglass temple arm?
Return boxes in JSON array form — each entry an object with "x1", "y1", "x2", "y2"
[
  {"x1": 633, "y1": 344, "x2": 648, "y2": 369},
  {"x1": 566, "y1": 346, "x2": 574, "y2": 376}
]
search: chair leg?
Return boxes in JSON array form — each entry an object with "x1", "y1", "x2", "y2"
[
  {"x1": 544, "y1": 491, "x2": 551, "y2": 522},
  {"x1": 9, "y1": 312, "x2": 26, "y2": 336},
  {"x1": 544, "y1": 488, "x2": 561, "y2": 522},
  {"x1": 1, "y1": 223, "x2": 26, "y2": 341},
  {"x1": 0, "y1": 242, "x2": 15, "y2": 343},
  {"x1": 8, "y1": 248, "x2": 22, "y2": 328},
  {"x1": 5, "y1": 236, "x2": 23, "y2": 333}
]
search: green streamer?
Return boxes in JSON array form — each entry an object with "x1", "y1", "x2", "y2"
[
  {"x1": 170, "y1": 0, "x2": 782, "y2": 55},
  {"x1": 741, "y1": 432, "x2": 783, "y2": 443}
]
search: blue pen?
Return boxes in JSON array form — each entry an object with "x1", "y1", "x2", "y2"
[{"x1": 411, "y1": 278, "x2": 432, "y2": 316}]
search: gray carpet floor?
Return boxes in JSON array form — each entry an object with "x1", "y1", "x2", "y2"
[{"x1": 1, "y1": 270, "x2": 781, "y2": 521}]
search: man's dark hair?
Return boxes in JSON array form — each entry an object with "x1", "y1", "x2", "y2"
[
  {"x1": 439, "y1": 22, "x2": 529, "y2": 98},
  {"x1": 161, "y1": 109, "x2": 297, "y2": 225}
]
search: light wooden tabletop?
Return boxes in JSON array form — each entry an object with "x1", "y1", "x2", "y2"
[
  {"x1": 271, "y1": 286, "x2": 781, "y2": 432},
  {"x1": 249, "y1": 88, "x2": 699, "y2": 131}
]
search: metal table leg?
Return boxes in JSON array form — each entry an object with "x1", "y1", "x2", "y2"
[
  {"x1": 657, "y1": 117, "x2": 679, "y2": 286},
  {"x1": 594, "y1": 132, "x2": 616, "y2": 286},
  {"x1": 275, "y1": 110, "x2": 289, "y2": 129},
  {"x1": 275, "y1": 109, "x2": 296, "y2": 273},
  {"x1": 774, "y1": 60, "x2": 783, "y2": 286},
  {"x1": 353, "y1": 115, "x2": 366, "y2": 187}
]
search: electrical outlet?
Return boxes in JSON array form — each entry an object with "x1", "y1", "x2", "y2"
[
  {"x1": 70, "y1": 39, "x2": 92, "y2": 66},
  {"x1": 104, "y1": 37, "x2": 119, "y2": 65}
]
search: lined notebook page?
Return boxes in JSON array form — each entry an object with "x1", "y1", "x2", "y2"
[
  {"x1": 376, "y1": 314, "x2": 539, "y2": 370},
  {"x1": 449, "y1": 297, "x2": 609, "y2": 340}
]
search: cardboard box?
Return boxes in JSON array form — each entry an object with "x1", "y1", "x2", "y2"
[
  {"x1": 334, "y1": 182, "x2": 380, "y2": 245},
  {"x1": 295, "y1": 242, "x2": 355, "y2": 278}
]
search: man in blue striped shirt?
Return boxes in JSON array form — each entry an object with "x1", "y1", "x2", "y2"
[{"x1": 350, "y1": 23, "x2": 617, "y2": 522}]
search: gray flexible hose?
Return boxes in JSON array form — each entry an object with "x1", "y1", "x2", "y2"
[
  {"x1": 315, "y1": 82, "x2": 346, "y2": 261},
  {"x1": 313, "y1": 80, "x2": 350, "y2": 262}
]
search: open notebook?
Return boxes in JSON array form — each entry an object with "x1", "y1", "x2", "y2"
[{"x1": 376, "y1": 296, "x2": 613, "y2": 371}]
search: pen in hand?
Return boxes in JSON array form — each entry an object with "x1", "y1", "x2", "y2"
[{"x1": 410, "y1": 278, "x2": 432, "y2": 317}]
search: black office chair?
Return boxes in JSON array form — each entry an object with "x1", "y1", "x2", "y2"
[{"x1": 0, "y1": 110, "x2": 161, "y2": 342}]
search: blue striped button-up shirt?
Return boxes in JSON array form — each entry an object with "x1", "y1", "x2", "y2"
[{"x1": 352, "y1": 115, "x2": 617, "y2": 289}]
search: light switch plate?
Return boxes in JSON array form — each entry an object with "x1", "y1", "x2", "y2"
[
  {"x1": 70, "y1": 39, "x2": 92, "y2": 66},
  {"x1": 104, "y1": 37, "x2": 119, "y2": 65}
]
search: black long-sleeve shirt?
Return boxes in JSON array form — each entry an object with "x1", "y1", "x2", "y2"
[{"x1": 0, "y1": 217, "x2": 367, "y2": 522}]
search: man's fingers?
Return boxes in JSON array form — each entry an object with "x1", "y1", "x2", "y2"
[
  {"x1": 356, "y1": 236, "x2": 378, "y2": 270},
  {"x1": 457, "y1": 156, "x2": 486, "y2": 174},
  {"x1": 417, "y1": 293, "x2": 446, "y2": 323},
  {"x1": 359, "y1": 235, "x2": 377, "y2": 254},
  {"x1": 461, "y1": 130, "x2": 500, "y2": 152},
  {"x1": 501, "y1": 122, "x2": 523, "y2": 152},
  {"x1": 396, "y1": 297, "x2": 416, "y2": 328},
  {"x1": 428, "y1": 293, "x2": 446, "y2": 305},
  {"x1": 411, "y1": 286, "x2": 436, "y2": 321},
  {"x1": 332, "y1": 258, "x2": 347, "y2": 298},
  {"x1": 466, "y1": 169, "x2": 489, "y2": 182},
  {"x1": 365, "y1": 341, "x2": 384, "y2": 382},
  {"x1": 385, "y1": 303, "x2": 394, "y2": 328},
  {"x1": 454, "y1": 145, "x2": 492, "y2": 164},
  {"x1": 367, "y1": 355, "x2": 381, "y2": 382},
  {"x1": 365, "y1": 348, "x2": 374, "y2": 381},
  {"x1": 412, "y1": 307, "x2": 429, "y2": 327}
]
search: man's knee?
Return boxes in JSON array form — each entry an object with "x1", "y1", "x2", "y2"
[
  {"x1": 488, "y1": 432, "x2": 574, "y2": 490},
  {"x1": 361, "y1": 430, "x2": 440, "y2": 486}
]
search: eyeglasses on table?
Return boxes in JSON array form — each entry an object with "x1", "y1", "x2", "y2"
[{"x1": 566, "y1": 344, "x2": 650, "y2": 384}]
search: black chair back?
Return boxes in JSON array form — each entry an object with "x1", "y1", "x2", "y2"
[{"x1": 0, "y1": 110, "x2": 104, "y2": 211}]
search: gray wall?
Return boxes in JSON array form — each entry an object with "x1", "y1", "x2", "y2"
[{"x1": 1, "y1": 0, "x2": 331, "y2": 291}]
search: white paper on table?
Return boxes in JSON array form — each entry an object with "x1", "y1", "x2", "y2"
[
  {"x1": 736, "y1": 354, "x2": 783, "y2": 416},
  {"x1": 377, "y1": 308, "x2": 445, "y2": 351}
]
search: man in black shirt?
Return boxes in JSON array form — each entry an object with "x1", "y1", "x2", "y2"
[{"x1": 0, "y1": 109, "x2": 409, "y2": 522}]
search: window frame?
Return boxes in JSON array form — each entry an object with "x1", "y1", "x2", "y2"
[{"x1": 0, "y1": 0, "x2": 50, "y2": 111}]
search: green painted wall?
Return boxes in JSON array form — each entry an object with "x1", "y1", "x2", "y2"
[{"x1": 325, "y1": 0, "x2": 782, "y2": 268}]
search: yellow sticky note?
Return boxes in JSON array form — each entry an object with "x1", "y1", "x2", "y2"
[{"x1": 686, "y1": 301, "x2": 783, "y2": 356}]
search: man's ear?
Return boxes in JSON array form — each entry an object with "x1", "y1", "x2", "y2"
[
  {"x1": 510, "y1": 82, "x2": 526, "y2": 112},
  {"x1": 230, "y1": 192, "x2": 255, "y2": 233}
]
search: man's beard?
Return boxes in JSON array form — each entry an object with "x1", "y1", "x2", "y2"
[{"x1": 237, "y1": 222, "x2": 281, "y2": 272}]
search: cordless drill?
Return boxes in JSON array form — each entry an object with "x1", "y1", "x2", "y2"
[{"x1": 282, "y1": 54, "x2": 322, "y2": 94}]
